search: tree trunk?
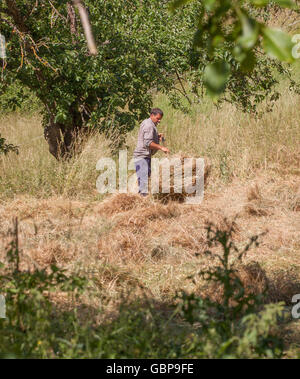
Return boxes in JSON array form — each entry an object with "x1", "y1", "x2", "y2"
[
  {"x1": 44, "y1": 118, "x2": 80, "y2": 160},
  {"x1": 42, "y1": 99, "x2": 91, "y2": 160}
]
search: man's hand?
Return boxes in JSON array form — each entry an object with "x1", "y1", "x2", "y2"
[
  {"x1": 158, "y1": 133, "x2": 165, "y2": 142},
  {"x1": 149, "y1": 141, "x2": 170, "y2": 154}
]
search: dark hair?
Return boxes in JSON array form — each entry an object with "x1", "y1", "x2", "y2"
[{"x1": 150, "y1": 108, "x2": 164, "y2": 116}]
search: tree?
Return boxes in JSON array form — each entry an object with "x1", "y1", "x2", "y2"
[
  {"x1": 170, "y1": 0, "x2": 299, "y2": 97},
  {"x1": 0, "y1": 0, "x2": 299, "y2": 159},
  {"x1": 0, "y1": 0, "x2": 197, "y2": 158}
]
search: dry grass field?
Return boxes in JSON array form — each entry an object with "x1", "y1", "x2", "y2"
[{"x1": 0, "y1": 85, "x2": 300, "y2": 356}]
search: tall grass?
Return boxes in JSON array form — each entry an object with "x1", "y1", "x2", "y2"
[
  {"x1": 1, "y1": 86, "x2": 300, "y2": 200},
  {"x1": 0, "y1": 114, "x2": 111, "y2": 200},
  {"x1": 151, "y1": 86, "x2": 300, "y2": 181}
]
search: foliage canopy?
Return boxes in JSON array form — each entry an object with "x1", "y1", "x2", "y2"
[
  {"x1": 170, "y1": 0, "x2": 299, "y2": 97},
  {"x1": 0, "y1": 0, "x2": 299, "y2": 157}
]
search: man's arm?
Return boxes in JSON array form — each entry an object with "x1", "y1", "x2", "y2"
[{"x1": 149, "y1": 142, "x2": 170, "y2": 154}]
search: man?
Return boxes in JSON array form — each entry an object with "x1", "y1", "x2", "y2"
[{"x1": 133, "y1": 108, "x2": 170, "y2": 196}]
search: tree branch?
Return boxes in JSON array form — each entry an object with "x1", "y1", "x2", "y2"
[
  {"x1": 49, "y1": 0, "x2": 67, "y2": 22},
  {"x1": 67, "y1": 2, "x2": 78, "y2": 44},
  {"x1": 4, "y1": 0, "x2": 29, "y2": 33},
  {"x1": 175, "y1": 69, "x2": 192, "y2": 105},
  {"x1": 73, "y1": 0, "x2": 97, "y2": 55}
]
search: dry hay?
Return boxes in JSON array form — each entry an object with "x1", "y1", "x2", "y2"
[
  {"x1": 169, "y1": 228, "x2": 206, "y2": 250},
  {"x1": 96, "y1": 193, "x2": 147, "y2": 216},
  {"x1": 197, "y1": 261, "x2": 269, "y2": 305},
  {"x1": 101, "y1": 200, "x2": 239, "y2": 262},
  {"x1": 267, "y1": 269, "x2": 300, "y2": 305},
  {"x1": 114, "y1": 202, "x2": 182, "y2": 228},
  {"x1": 198, "y1": 261, "x2": 300, "y2": 307},
  {"x1": 91, "y1": 264, "x2": 146, "y2": 293},
  {"x1": 0, "y1": 197, "x2": 87, "y2": 221},
  {"x1": 237, "y1": 261, "x2": 269, "y2": 296},
  {"x1": 97, "y1": 202, "x2": 189, "y2": 263},
  {"x1": 292, "y1": 196, "x2": 300, "y2": 212},
  {"x1": 151, "y1": 154, "x2": 211, "y2": 203},
  {"x1": 150, "y1": 209, "x2": 241, "y2": 258},
  {"x1": 28, "y1": 241, "x2": 74, "y2": 268},
  {"x1": 244, "y1": 183, "x2": 276, "y2": 216},
  {"x1": 98, "y1": 230, "x2": 149, "y2": 264},
  {"x1": 0, "y1": 241, "x2": 75, "y2": 272},
  {"x1": 290, "y1": 188, "x2": 300, "y2": 212}
]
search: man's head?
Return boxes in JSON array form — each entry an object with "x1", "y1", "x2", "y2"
[{"x1": 150, "y1": 108, "x2": 163, "y2": 125}]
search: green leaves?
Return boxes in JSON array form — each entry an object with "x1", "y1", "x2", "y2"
[
  {"x1": 204, "y1": 61, "x2": 231, "y2": 98},
  {"x1": 203, "y1": 0, "x2": 217, "y2": 12},
  {"x1": 249, "y1": 0, "x2": 270, "y2": 6},
  {"x1": 250, "y1": 0, "x2": 297, "y2": 7},
  {"x1": 0, "y1": 134, "x2": 19, "y2": 156},
  {"x1": 3, "y1": 0, "x2": 206, "y2": 153},
  {"x1": 170, "y1": 0, "x2": 298, "y2": 97},
  {"x1": 273, "y1": 0, "x2": 298, "y2": 7},
  {"x1": 262, "y1": 27, "x2": 295, "y2": 63},
  {"x1": 237, "y1": 12, "x2": 260, "y2": 50},
  {"x1": 169, "y1": 0, "x2": 194, "y2": 12},
  {"x1": 2, "y1": 0, "x2": 300, "y2": 138}
]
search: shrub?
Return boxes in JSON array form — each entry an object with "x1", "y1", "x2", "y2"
[
  {"x1": 0, "y1": 134, "x2": 18, "y2": 156},
  {"x1": 177, "y1": 222, "x2": 284, "y2": 358}
]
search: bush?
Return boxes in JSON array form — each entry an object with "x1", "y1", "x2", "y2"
[
  {"x1": 177, "y1": 222, "x2": 284, "y2": 358},
  {"x1": 0, "y1": 81, "x2": 41, "y2": 115},
  {"x1": 0, "y1": 134, "x2": 18, "y2": 156}
]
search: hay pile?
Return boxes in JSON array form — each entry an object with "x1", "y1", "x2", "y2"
[
  {"x1": 197, "y1": 262, "x2": 269, "y2": 305},
  {"x1": 29, "y1": 241, "x2": 74, "y2": 268},
  {"x1": 96, "y1": 193, "x2": 147, "y2": 215},
  {"x1": 151, "y1": 154, "x2": 211, "y2": 203},
  {"x1": 290, "y1": 189, "x2": 300, "y2": 212},
  {"x1": 244, "y1": 184, "x2": 276, "y2": 217},
  {"x1": 114, "y1": 202, "x2": 182, "y2": 228}
]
